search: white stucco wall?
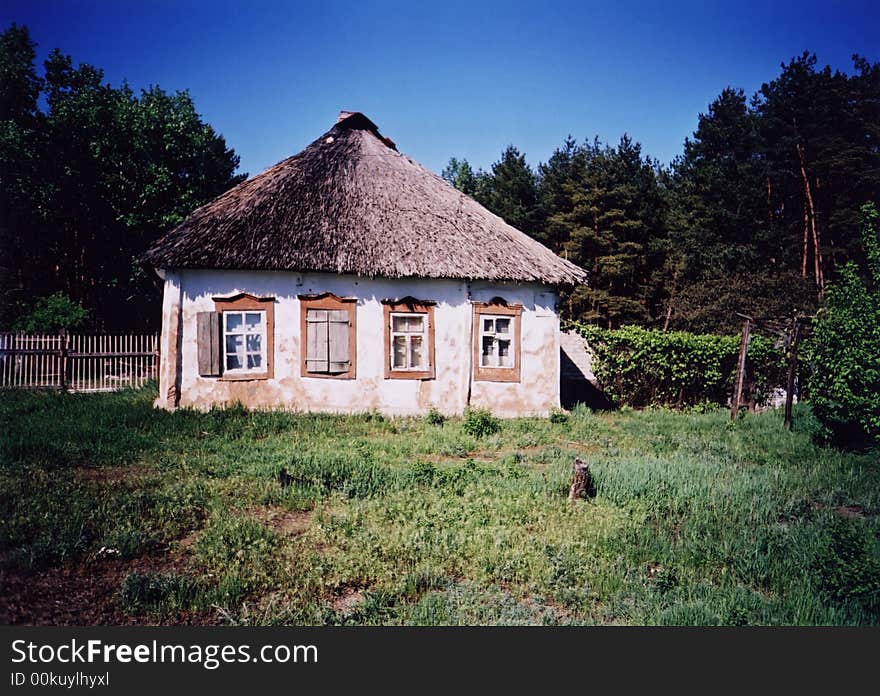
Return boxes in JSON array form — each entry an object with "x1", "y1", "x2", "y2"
[{"x1": 155, "y1": 270, "x2": 560, "y2": 417}]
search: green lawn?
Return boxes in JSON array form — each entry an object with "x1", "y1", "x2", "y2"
[{"x1": 1, "y1": 385, "x2": 878, "y2": 625}]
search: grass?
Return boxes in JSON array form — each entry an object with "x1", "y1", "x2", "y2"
[{"x1": 1, "y1": 384, "x2": 878, "y2": 625}]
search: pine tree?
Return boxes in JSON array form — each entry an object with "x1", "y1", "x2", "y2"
[
  {"x1": 559, "y1": 137, "x2": 666, "y2": 327},
  {"x1": 441, "y1": 157, "x2": 480, "y2": 197},
  {"x1": 479, "y1": 145, "x2": 542, "y2": 237}
]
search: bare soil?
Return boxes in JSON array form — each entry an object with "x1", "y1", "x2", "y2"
[
  {"x1": 0, "y1": 550, "x2": 219, "y2": 626},
  {"x1": 250, "y1": 506, "x2": 313, "y2": 536}
]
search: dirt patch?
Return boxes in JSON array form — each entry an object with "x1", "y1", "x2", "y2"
[
  {"x1": 563, "y1": 441, "x2": 600, "y2": 454},
  {"x1": 834, "y1": 505, "x2": 869, "y2": 519},
  {"x1": 75, "y1": 463, "x2": 157, "y2": 484},
  {"x1": 521, "y1": 593, "x2": 575, "y2": 622},
  {"x1": 420, "y1": 446, "x2": 536, "y2": 464},
  {"x1": 329, "y1": 585, "x2": 365, "y2": 612},
  {"x1": 472, "y1": 444, "x2": 548, "y2": 461},
  {"x1": 495, "y1": 581, "x2": 575, "y2": 623},
  {"x1": 0, "y1": 550, "x2": 216, "y2": 626},
  {"x1": 776, "y1": 515, "x2": 790, "y2": 530},
  {"x1": 418, "y1": 453, "x2": 472, "y2": 464},
  {"x1": 250, "y1": 506, "x2": 313, "y2": 536},
  {"x1": 172, "y1": 528, "x2": 202, "y2": 553}
]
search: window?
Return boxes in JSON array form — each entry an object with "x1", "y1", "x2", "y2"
[
  {"x1": 223, "y1": 310, "x2": 265, "y2": 372},
  {"x1": 472, "y1": 298, "x2": 522, "y2": 382},
  {"x1": 479, "y1": 315, "x2": 513, "y2": 368},
  {"x1": 206, "y1": 293, "x2": 275, "y2": 380},
  {"x1": 383, "y1": 298, "x2": 435, "y2": 379},
  {"x1": 299, "y1": 293, "x2": 357, "y2": 379},
  {"x1": 391, "y1": 314, "x2": 426, "y2": 369}
]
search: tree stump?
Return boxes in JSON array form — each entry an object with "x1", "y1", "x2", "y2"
[
  {"x1": 278, "y1": 467, "x2": 294, "y2": 489},
  {"x1": 568, "y1": 457, "x2": 594, "y2": 501}
]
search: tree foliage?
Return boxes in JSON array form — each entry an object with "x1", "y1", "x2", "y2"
[
  {"x1": 440, "y1": 156, "x2": 480, "y2": 197},
  {"x1": 556, "y1": 136, "x2": 666, "y2": 328},
  {"x1": 444, "y1": 52, "x2": 880, "y2": 335},
  {"x1": 806, "y1": 203, "x2": 880, "y2": 447},
  {"x1": 12, "y1": 292, "x2": 88, "y2": 332},
  {"x1": 0, "y1": 24, "x2": 245, "y2": 330}
]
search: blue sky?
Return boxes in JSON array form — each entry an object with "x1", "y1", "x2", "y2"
[{"x1": 4, "y1": 1, "x2": 879, "y2": 178}]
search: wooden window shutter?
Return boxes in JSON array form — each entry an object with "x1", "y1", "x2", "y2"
[
  {"x1": 299, "y1": 293, "x2": 356, "y2": 379},
  {"x1": 306, "y1": 309, "x2": 330, "y2": 372},
  {"x1": 328, "y1": 309, "x2": 350, "y2": 372},
  {"x1": 197, "y1": 311, "x2": 221, "y2": 376}
]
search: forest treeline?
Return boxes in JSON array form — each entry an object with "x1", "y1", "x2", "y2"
[
  {"x1": 444, "y1": 53, "x2": 880, "y2": 333},
  {"x1": 2, "y1": 21, "x2": 879, "y2": 333},
  {"x1": 0, "y1": 24, "x2": 244, "y2": 330}
]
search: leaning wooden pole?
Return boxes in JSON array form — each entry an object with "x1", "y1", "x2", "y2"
[
  {"x1": 783, "y1": 318, "x2": 803, "y2": 430},
  {"x1": 731, "y1": 318, "x2": 751, "y2": 421}
]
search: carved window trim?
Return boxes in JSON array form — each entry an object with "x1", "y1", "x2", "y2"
[
  {"x1": 382, "y1": 297, "x2": 436, "y2": 380},
  {"x1": 472, "y1": 297, "x2": 522, "y2": 383},
  {"x1": 212, "y1": 293, "x2": 275, "y2": 381},
  {"x1": 298, "y1": 292, "x2": 357, "y2": 379}
]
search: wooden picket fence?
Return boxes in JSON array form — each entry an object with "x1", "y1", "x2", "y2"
[{"x1": 0, "y1": 332, "x2": 159, "y2": 392}]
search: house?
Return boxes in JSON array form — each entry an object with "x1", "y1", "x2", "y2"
[{"x1": 141, "y1": 112, "x2": 588, "y2": 416}]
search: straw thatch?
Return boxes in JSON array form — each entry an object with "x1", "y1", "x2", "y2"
[{"x1": 142, "y1": 112, "x2": 588, "y2": 286}]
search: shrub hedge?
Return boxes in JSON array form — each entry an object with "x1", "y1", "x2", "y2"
[{"x1": 571, "y1": 323, "x2": 786, "y2": 409}]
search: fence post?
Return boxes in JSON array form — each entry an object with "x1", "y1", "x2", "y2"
[
  {"x1": 783, "y1": 318, "x2": 803, "y2": 430},
  {"x1": 59, "y1": 328, "x2": 68, "y2": 391},
  {"x1": 731, "y1": 317, "x2": 751, "y2": 421}
]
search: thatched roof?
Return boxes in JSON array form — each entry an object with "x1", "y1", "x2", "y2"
[{"x1": 142, "y1": 112, "x2": 588, "y2": 286}]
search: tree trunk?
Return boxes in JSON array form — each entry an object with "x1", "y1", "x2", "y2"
[
  {"x1": 783, "y1": 318, "x2": 802, "y2": 430},
  {"x1": 568, "y1": 458, "x2": 594, "y2": 501},
  {"x1": 797, "y1": 143, "x2": 824, "y2": 294},
  {"x1": 663, "y1": 264, "x2": 680, "y2": 332},
  {"x1": 802, "y1": 205, "x2": 809, "y2": 278},
  {"x1": 731, "y1": 318, "x2": 751, "y2": 421}
]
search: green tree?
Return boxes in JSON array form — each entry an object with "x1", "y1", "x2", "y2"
[
  {"x1": 441, "y1": 156, "x2": 481, "y2": 197},
  {"x1": 439, "y1": 52, "x2": 880, "y2": 336},
  {"x1": 478, "y1": 145, "x2": 542, "y2": 237},
  {"x1": 754, "y1": 53, "x2": 880, "y2": 294},
  {"x1": 669, "y1": 88, "x2": 767, "y2": 274},
  {"x1": 559, "y1": 136, "x2": 667, "y2": 327},
  {"x1": 663, "y1": 54, "x2": 880, "y2": 332},
  {"x1": 661, "y1": 87, "x2": 814, "y2": 333},
  {"x1": 807, "y1": 203, "x2": 880, "y2": 447},
  {"x1": 13, "y1": 292, "x2": 89, "y2": 332},
  {"x1": 537, "y1": 136, "x2": 583, "y2": 253},
  {"x1": 0, "y1": 24, "x2": 46, "y2": 325},
  {"x1": 0, "y1": 24, "x2": 245, "y2": 330}
]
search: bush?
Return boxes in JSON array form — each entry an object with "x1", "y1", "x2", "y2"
[
  {"x1": 549, "y1": 409, "x2": 568, "y2": 424},
  {"x1": 13, "y1": 293, "x2": 89, "y2": 332},
  {"x1": 462, "y1": 407, "x2": 500, "y2": 438},
  {"x1": 805, "y1": 203, "x2": 880, "y2": 448},
  {"x1": 424, "y1": 408, "x2": 446, "y2": 426},
  {"x1": 571, "y1": 323, "x2": 785, "y2": 409}
]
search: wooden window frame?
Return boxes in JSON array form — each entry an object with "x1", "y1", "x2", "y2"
[
  {"x1": 472, "y1": 298, "x2": 522, "y2": 383},
  {"x1": 212, "y1": 293, "x2": 275, "y2": 381},
  {"x1": 299, "y1": 292, "x2": 357, "y2": 379},
  {"x1": 382, "y1": 298, "x2": 436, "y2": 380}
]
